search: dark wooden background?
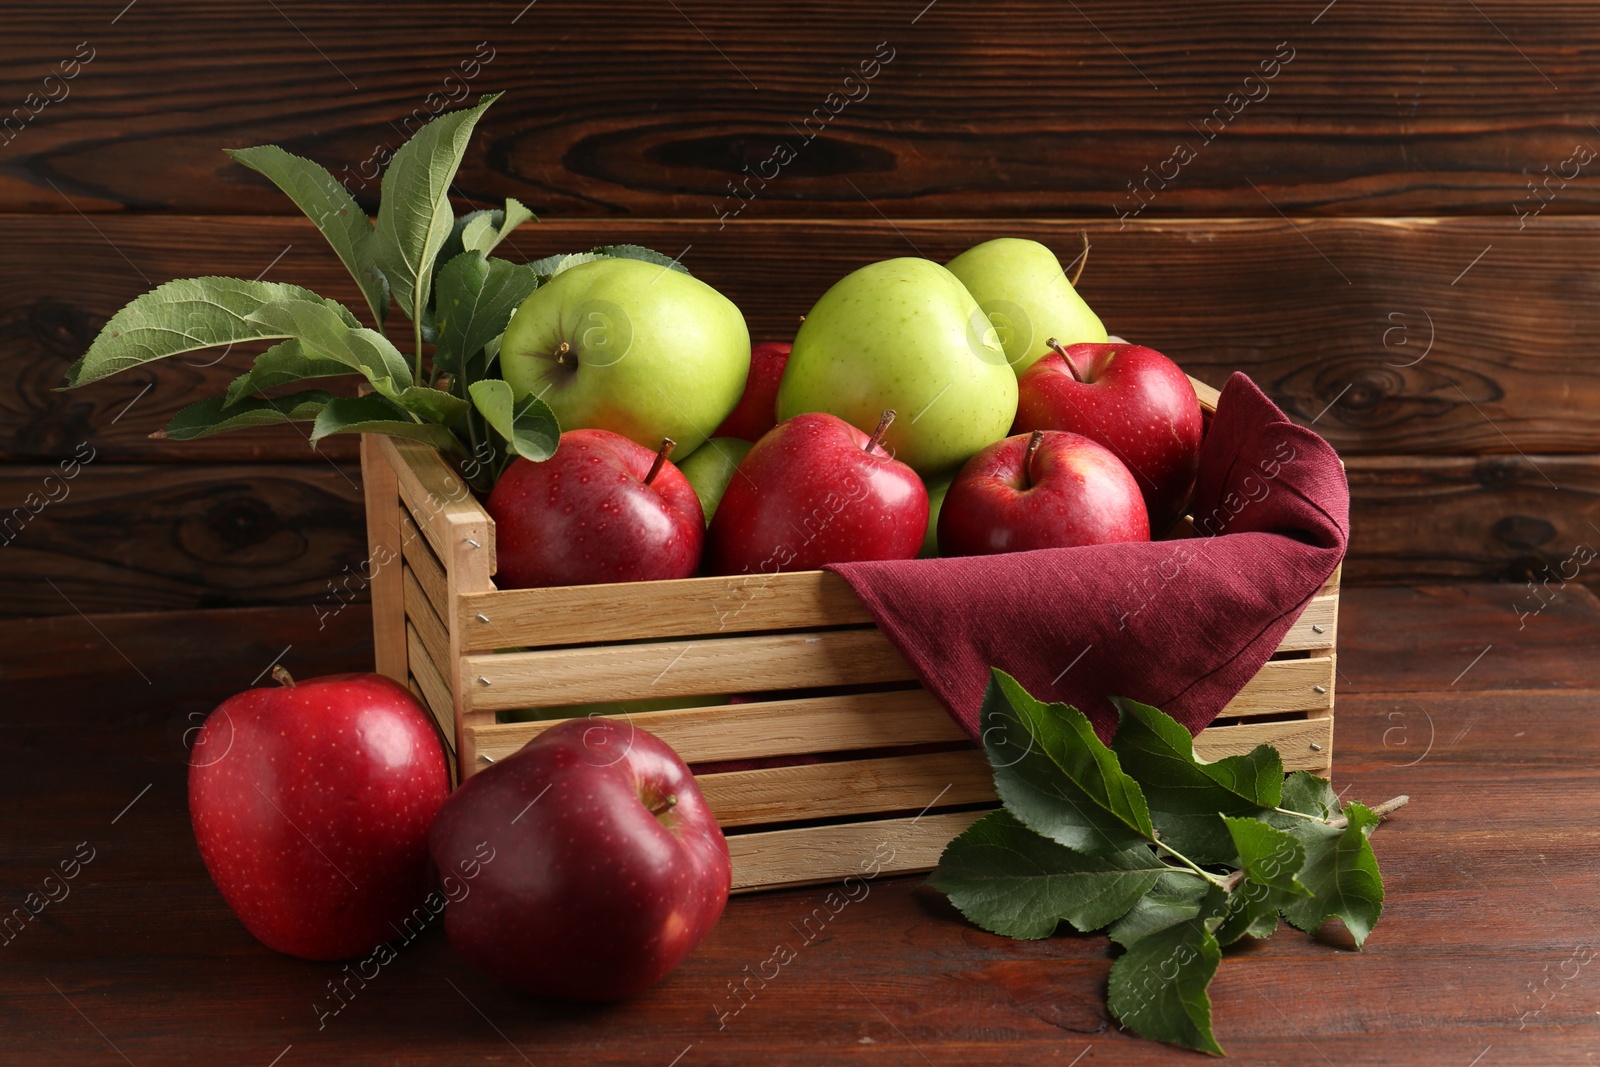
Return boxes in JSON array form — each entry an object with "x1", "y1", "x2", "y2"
[{"x1": 5, "y1": 0, "x2": 1600, "y2": 616}]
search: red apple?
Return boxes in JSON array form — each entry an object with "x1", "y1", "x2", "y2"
[
  {"x1": 188, "y1": 668, "x2": 449, "y2": 960},
  {"x1": 704, "y1": 411, "x2": 928, "y2": 575},
  {"x1": 487, "y1": 429, "x2": 704, "y2": 589},
  {"x1": 429, "y1": 718, "x2": 730, "y2": 1000},
  {"x1": 938, "y1": 430, "x2": 1149, "y2": 555},
  {"x1": 714, "y1": 340, "x2": 791, "y2": 442},
  {"x1": 1013, "y1": 341, "x2": 1203, "y2": 530}
]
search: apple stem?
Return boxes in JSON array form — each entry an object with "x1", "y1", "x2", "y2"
[
  {"x1": 865, "y1": 410, "x2": 896, "y2": 455},
  {"x1": 1069, "y1": 230, "x2": 1090, "y2": 287},
  {"x1": 553, "y1": 341, "x2": 572, "y2": 366},
  {"x1": 1022, "y1": 429, "x2": 1045, "y2": 489},
  {"x1": 651, "y1": 794, "x2": 678, "y2": 816},
  {"x1": 1046, "y1": 338, "x2": 1083, "y2": 382},
  {"x1": 644, "y1": 438, "x2": 676, "y2": 486},
  {"x1": 270, "y1": 665, "x2": 296, "y2": 689}
]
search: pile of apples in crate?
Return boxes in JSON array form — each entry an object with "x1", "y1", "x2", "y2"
[
  {"x1": 184, "y1": 235, "x2": 1207, "y2": 1003},
  {"x1": 486, "y1": 236, "x2": 1203, "y2": 591}
]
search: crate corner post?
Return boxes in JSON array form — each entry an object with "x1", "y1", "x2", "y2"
[{"x1": 359, "y1": 433, "x2": 408, "y2": 685}]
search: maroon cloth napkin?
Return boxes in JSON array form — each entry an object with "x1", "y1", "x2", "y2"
[{"x1": 826, "y1": 372, "x2": 1349, "y2": 742}]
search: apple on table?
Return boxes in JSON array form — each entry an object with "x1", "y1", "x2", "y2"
[{"x1": 429, "y1": 718, "x2": 730, "y2": 1000}]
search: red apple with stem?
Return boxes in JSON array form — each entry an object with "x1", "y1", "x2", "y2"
[
  {"x1": 938, "y1": 429, "x2": 1150, "y2": 556},
  {"x1": 487, "y1": 429, "x2": 704, "y2": 589},
  {"x1": 1013, "y1": 340, "x2": 1203, "y2": 531},
  {"x1": 429, "y1": 717, "x2": 730, "y2": 1000},
  {"x1": 704, "y1": 410, "x2": 928, "y2": 575},
  {"x1": 713, "y1": 341, "x2": 791, "y2": 442},
  {"x1": 188, "y1": 668, "x2": 450, "y2": 960}
]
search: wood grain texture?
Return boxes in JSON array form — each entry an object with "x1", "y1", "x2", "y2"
[
  {"x1": 0, "y1": 460, "x2": 366, "y2": 616},
  {"x1": 3, "y1": 2, "x2": 1597, "y2": 219},
  {"x1": 4, "y1": 584, "x2": 1598, "y2": 1065},
  {"x1": 8, "y1": 214, "x2": 1599, "y2": 464}
]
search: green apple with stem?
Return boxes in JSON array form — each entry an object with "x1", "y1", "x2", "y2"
[
  {"x1": 499, "y1": 258, "x2": 750, "y2": 456},
  {"x1": 678, "y1": 437, "x2": 753, "y2": 525},
  {"x1": 946, "y1": 237, "x2": 1107, "y2": 374},
  {"x1": 776, "y1": 257, "x2": 1016, "y2": 476}
]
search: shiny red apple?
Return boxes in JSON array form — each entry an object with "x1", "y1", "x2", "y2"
[
  {"x1": 704, "y1": 410, "x2": 928, "y2": 575},
  {"x1": 188, "y1": 669, "x2": 449, "y2": 960},
  {"x1": 1013, "y1": 341, "x2": 1202, "y2": 531},
  {"x1": 713, "y1": 340, "x2": 791, "y2": 442},
  {"x1": 487, "y1": 429, "x2": 704, "y2": 589},
  {"x1": 429, "y1": 718, "x2": 730, "y2": 1000},
  {"x1": 938, "y1": 429, "x2": 1149, "y2": 555}
]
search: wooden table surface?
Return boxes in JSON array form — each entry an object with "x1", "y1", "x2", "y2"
[{"x1": 4, "y1": 583, "x2": 1598, "y2": 1066}]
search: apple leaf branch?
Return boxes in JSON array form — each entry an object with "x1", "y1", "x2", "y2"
[
  {"x1": 58, "y1": 94, "x2": 685, "y2": 492},
  {"x1": 926, "y1": 670, "x2": 1408, "y2": 1055}
]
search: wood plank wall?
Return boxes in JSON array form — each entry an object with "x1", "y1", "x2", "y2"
[{"x1": 3, "y1": 1, "x2": 1598, "y2": 617}]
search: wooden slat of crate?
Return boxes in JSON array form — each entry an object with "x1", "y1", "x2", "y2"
[
  {"x1": 462, "y1": 628, "x2": 913, "y2": 711},
  {"x1": 1220, "y1": 655, "x2": 1334, "y2": 716},
  {"x1": 398, "y1": 511, "x2": 449, "y2": 621},
  {"x1": 1195, "y1": 715, "x2": 1332, "y2": 773},
  {"x1": 464, "y1": 689, "x2": 963, "y2": 767},
  {"x1": 697, "y1": 750, "x2": 993, "y2": 828},
  {"x1": 725, "y1": 811, "x2": 984, "y2": 893},
  {"x1": 406, "y1": 623, "x2": 455, "y2": 749},
  {"x1": 402, "y1": 566, "x2": 451, "y2": 683},
  {"x1": 456, "y1": 570, "x2": 872, "y2": 651},
  {"x1": 378, "y1": 435, "x2": 494, "y2": 573},
  {"x1": 1275, "y1": 592, "x2": 1337, "y2": 652}
]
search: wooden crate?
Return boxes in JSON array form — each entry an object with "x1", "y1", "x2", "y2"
[{"x1": 358, "y1": 378, "x2": 1338, "y2": 892}]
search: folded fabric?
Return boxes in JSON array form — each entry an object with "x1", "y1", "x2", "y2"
[{"x1": 828, "y1": 372, "x2": 1349, "y2": 742}]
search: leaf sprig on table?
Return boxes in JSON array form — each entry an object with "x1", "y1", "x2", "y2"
[
  {"x1": 928, "y1": 670, "x2": 1408, "y2": 1055},
  {"x1": 58, "y1": 93, "x2": 689, "y2": 492}
]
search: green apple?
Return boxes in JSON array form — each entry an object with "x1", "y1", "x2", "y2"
[
  {"x1": 776, "y1": 257, "x2": 1016, "y2": 476},
  {"x1": 920, "y1": 476, "x2": 950, "y2": 558},
  {"x1": 499, "y1": 258, "x2": 750, "y2": 456},
  {"x1": 946, "y1": 237, "x2": 1107, "y2": 373},
  {"x1": 678, "y1": 437, "x2": 752, "y2": 524}
]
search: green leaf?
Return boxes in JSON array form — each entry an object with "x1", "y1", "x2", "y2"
[
  {"x1": 309, "y1": 395, "x2": 463, "y2": 453},
  {"x1": 926, "y1": 810, "x2": 1169, "y2": 939},
  {"x1": 383, "y1": 384, "x2": 470, "y2": 425},
  {"x1": 1107, "y1": 915, "x2": 1225, "y2": 1055},
  {"x1": 373, "y1": 93, "x2": 501, "y2": 325},
  {"x1": 1107, "y1": 872, "x2": 1216, "y2": 947},
  {"x1": 433, "y1": 251, "x2": 540, "y2": 377},
  {"x1": 1223, "y1": 818, "x2": 1310, "y2": 897},
  {"x1": 1213, "y1": 879, "x2": 1291, "y2": 945},
  {"x1": 225, "y1": 144, "x2": 389, "y2": 325},
  {"x1": 222, "y1": 339, "x2": 350, "y2": 408},
  {"x1": 589, "y1": 243, "x2": 690, "y2": 274},
  {"x1": 468, "y1": 379, "x2": 558, "y2": 462},
  {"x1": 461, "y1": 198, "x2": 535, "y2": 255},
  {"x1": 161, "y1": 391, "x2": 332, "y2": 440},
  {"x1": 1272, "y1": 771, "x2": 1342, "y2": 823},
  {"x1": 1280, "y1": 803, "x2": 1384, "y2": 947},
  {"x1": 525, "y1": 250, "x2": 606, "y2": 281},
  {"x1": 982, "y1": 670, "x2": 1155, "y2": 855},
  {"x1": 243, "y1": 299, "x2": 411, "y2": 393},
  {"x1": 63, "y1": 277, "x2": 358, "y2": 388}
]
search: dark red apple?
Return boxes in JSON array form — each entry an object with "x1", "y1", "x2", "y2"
[
  {"x1": 487, "y1": 429, "x2": 704, "y2": 589},
  {"x1": 713, "y1": 340, "x2": 791, "y2": 442},
  {"x1": 429, "y1": 718, "x2": 730, "y2": 1000},
  {"x1": 1013, "y1": 341, "x2": 1203, "y2": 530},
  {"x1": 938, "y1": 430, "x2": 1149, "y2": 555},
  {"x1": 188, "y1": 668, "x2": 449, "y2": 960},
  {"x1": 703, "y1": 411, "x2": 928, "y2": 575}
]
